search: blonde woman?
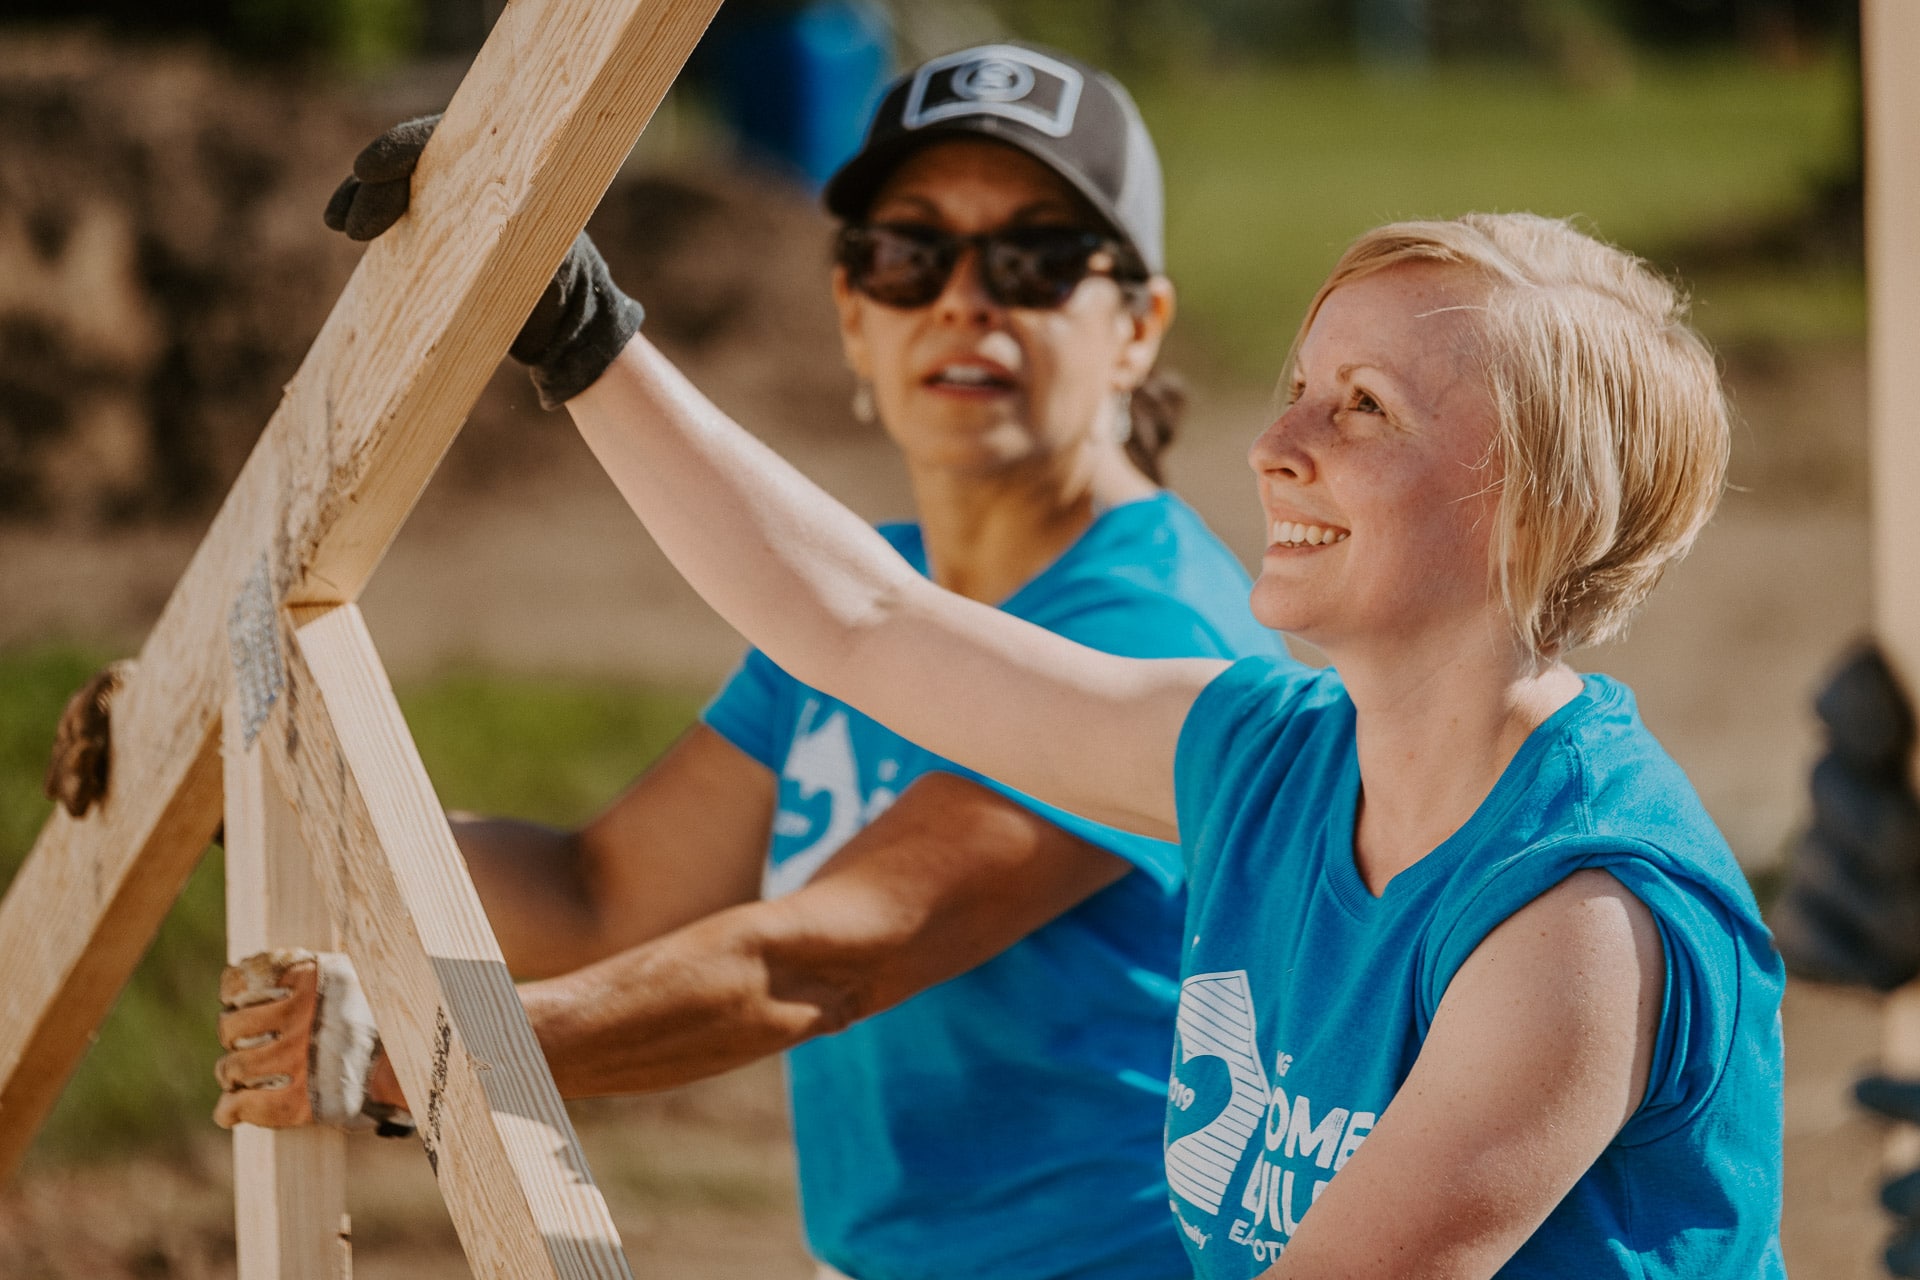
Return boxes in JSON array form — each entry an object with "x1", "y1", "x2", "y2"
[{"x1": 535, "y1": 211, "x2": 1784, "y2": 1277}]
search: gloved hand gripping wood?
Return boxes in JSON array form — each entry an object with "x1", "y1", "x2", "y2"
[
  {"x1": 214, "y1": 949, "x2": 413, "y2": 1136},
  {"x1": 324, "y1": 113, "x2": 645, "y2": 409}
]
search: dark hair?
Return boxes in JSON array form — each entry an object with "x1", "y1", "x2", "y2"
[
  {"x1": 1123, "y1": 366, "x2": 1184, "y2": 486},
  {"x1": 1117, "y1": 272, "x2": 1182, "y2": 485}
]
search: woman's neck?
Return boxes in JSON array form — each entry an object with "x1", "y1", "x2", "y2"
[
  {"x1": 1338, "y1": 629, "x2": 1585, "y2": 896},
  {"x1": 906, "y1": 443, "x2": 1156, "y2": 604}
]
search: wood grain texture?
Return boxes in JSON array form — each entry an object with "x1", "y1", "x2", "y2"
[
  {"x1": 224, "y1": 698, "x2": 351, "y2": 1280},
  {"x1": 0, "y1": 0, "x2": 721, "y2": 1181},
  {"x1": 269, "y1": 604, "x2": 628, "y2": 1279},
  {"x1": 1866, "y1": 0, "x2": 1920, "y2": 1159},
  {"x1": 0, "y1": 708, "x2": 220, "y2": 1176}
]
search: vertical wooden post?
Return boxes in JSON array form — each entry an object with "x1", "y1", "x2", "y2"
[
  {"x1": 223, "y1": 695, "x2": 351, "y2": 1279},
  {"x1": 267, "y1": 604, "x2": 631, "y2": 1278},
  {"x1": 1864, "y1": 0, "x2": 1920, "y2": 1166}
]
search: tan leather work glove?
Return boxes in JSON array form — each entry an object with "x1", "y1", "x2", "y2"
[{"x1": 214, "y1": 949, "x2": 413, "y2": 1136}]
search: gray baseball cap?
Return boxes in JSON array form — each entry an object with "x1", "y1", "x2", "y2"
[{"x1": 823, "y1": 42, "x2": 1167, "y2": 275}]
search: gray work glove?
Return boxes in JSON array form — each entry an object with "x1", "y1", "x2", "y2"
[
  {"x1": 323, "y1": 113, "x2": 644, "y2": 409},
  {"x1": 1772, "y1": 642, "x2": 1920, "y2": 990}
]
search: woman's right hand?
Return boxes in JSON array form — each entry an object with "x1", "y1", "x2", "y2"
[
  {"x1": 322, "y1": 114, "x2": 645, "y2": 409},
  {"x1": 213, "y1": 949, "x2": 413, "y2": 1136}
]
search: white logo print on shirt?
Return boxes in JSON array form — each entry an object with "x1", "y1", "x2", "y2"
[
  {"x1": 1166, "y1": 970, "x2": 1376, "y2": 1266},
  {"x1": 764, "y1": 700, "x2": 897, "y2": 898},
  {"x1": 1167, "y1": 971, "x2": 1271, "y2": 1213}
]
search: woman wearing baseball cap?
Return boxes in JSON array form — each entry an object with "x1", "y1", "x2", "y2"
[{"x1": 212, "y1": 42, "x2": 1291, "y2": 1280}]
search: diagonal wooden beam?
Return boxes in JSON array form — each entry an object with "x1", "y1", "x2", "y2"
[
  {"x1": 270, "y1": 603, "x2": 628, "y2": 1278},
  {"x1": 0, "y1": 0, "x2": 722, "y2": 1178},
  {"x1": 0, "y1": 706, "x2": 221, "y2": 1176}
]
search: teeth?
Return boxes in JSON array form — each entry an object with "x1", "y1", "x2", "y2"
[
  {"x1": 938, "y1": 366, "x2": 999, "y2": 385},
  {"x1": 1269, "y1": 520, "x2": 1349, "y2": 547}
]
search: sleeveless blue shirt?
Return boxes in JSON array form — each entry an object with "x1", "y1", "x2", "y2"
[
  {"x1": 1167, "y1": 657, "x2": 1785, "y2": 1278},
  {"x1": 703, "y1": 493, "x2": 1291, "y2": 1279}
]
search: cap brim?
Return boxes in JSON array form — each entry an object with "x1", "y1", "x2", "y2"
[{"x1": 821, "y1": 119, "x2": 1152, "y2": 274}]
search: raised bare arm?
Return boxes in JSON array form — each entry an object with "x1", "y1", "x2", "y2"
[{"x1": 568, "y1": 336, "x2": 1224, "y2": 841}]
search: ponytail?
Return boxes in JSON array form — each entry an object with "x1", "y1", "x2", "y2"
[{"x1": 1123, "y1": 365, "x2": 1184, "y2": 485}]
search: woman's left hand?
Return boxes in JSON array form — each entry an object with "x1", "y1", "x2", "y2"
[
  {"x1": 323, "y1": 114, "x2": 644, "y2": 409},
  {"x1": 1263, "y1": 869, "x2": 1663, "y2": 1279}
]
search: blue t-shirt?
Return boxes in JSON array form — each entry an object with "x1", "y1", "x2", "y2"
[
  {"x1": 703, "y1": 493, "x2": 1292, "y2": 1280},
  {"x1": 1166, "y1": 657, "x2": 1785, "y2": 1278}
]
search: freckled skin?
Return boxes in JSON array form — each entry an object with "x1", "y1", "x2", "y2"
[{"x1": 1247, "y1": 265, "x2": 1503, "y2": 659}]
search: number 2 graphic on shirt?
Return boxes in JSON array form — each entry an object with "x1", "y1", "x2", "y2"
[{"x1": 1166, "y1": 970, "x2": 1272, "y2": 1215}]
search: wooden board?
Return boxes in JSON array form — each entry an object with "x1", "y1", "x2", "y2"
[
  {"x1": 0, "y1": 0, "x2": 723, "y2": 1181},
  {"x1": 268, "y1": 603, "x2": 629, "y2": 1279},
  {"x1": 0, "y1": 709, "x2": 220, "y2": 1177},
  {"x1": 1865, "y1": 0, "x2": 1920, "y2": 1164},
  {"x1": 223, "y1": 697, "x2": 351, "y2": 1280}
]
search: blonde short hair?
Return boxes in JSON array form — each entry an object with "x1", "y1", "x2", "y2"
[{"x1": 1292, "y1": 212, "x2": 1730, "y2": 658}]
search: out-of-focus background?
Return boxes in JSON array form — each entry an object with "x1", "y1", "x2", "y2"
[{"x1": 0, "y1": 0, "x2": 1890, "y2": 1274}]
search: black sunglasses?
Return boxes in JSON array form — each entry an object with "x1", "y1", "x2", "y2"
[{"x1": 835, "y1": 223, "x2": 1142, "y2": 310}]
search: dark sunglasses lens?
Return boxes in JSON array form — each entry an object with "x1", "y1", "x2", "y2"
[
  {"x1": 845, "y1": 227, "x2": 952, "y2": 308},
  {"x1": 983, "y1": 230, "x2": 1103, "y2": 308}
]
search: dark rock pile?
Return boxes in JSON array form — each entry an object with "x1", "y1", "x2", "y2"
[{"x1": 0, "y1": 33, "x2": 856, "y2": 527}]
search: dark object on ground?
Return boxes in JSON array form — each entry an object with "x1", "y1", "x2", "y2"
[
  {"x1": 1855, "y1": 1075, "x2": 1920, "y2": 1276},
  {"x1": 1775, "y1": 642, "x2": 1920, "y2": 1278},
  {"x1": 1772, "y1": 641, "x2": 1920, "y2": 990}
]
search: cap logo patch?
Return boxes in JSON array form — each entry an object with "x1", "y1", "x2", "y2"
[
  {"x1": 902, "y1": 45, "x2": 1084, "y2": 139},
  {"x1": 954, "y1": 57, "x2": 1035, "y2": 103}
]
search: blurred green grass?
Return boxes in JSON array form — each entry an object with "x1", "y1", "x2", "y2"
[
  {"x1": 0, "y1": 644, "x2": 700, "y2": 1165},
  {"x1": 1140, "y1": 54, "x2": 1862, "y2": 380}
]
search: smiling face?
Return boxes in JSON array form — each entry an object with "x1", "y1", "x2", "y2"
[
  {"x1": 1248, "y1": 263, "x2": 1504, "y2": 654},
  {"x1": 832, "y1": 138, "x2": 1170, "y2": 476}
]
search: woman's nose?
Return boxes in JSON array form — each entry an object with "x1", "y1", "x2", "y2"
[
  {"x1": 1248, "y1": 406, "x2": 1315, "y2": 482},
  {"x1": 931, "y1": 246, "x2": 997, "y2": 325}
]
